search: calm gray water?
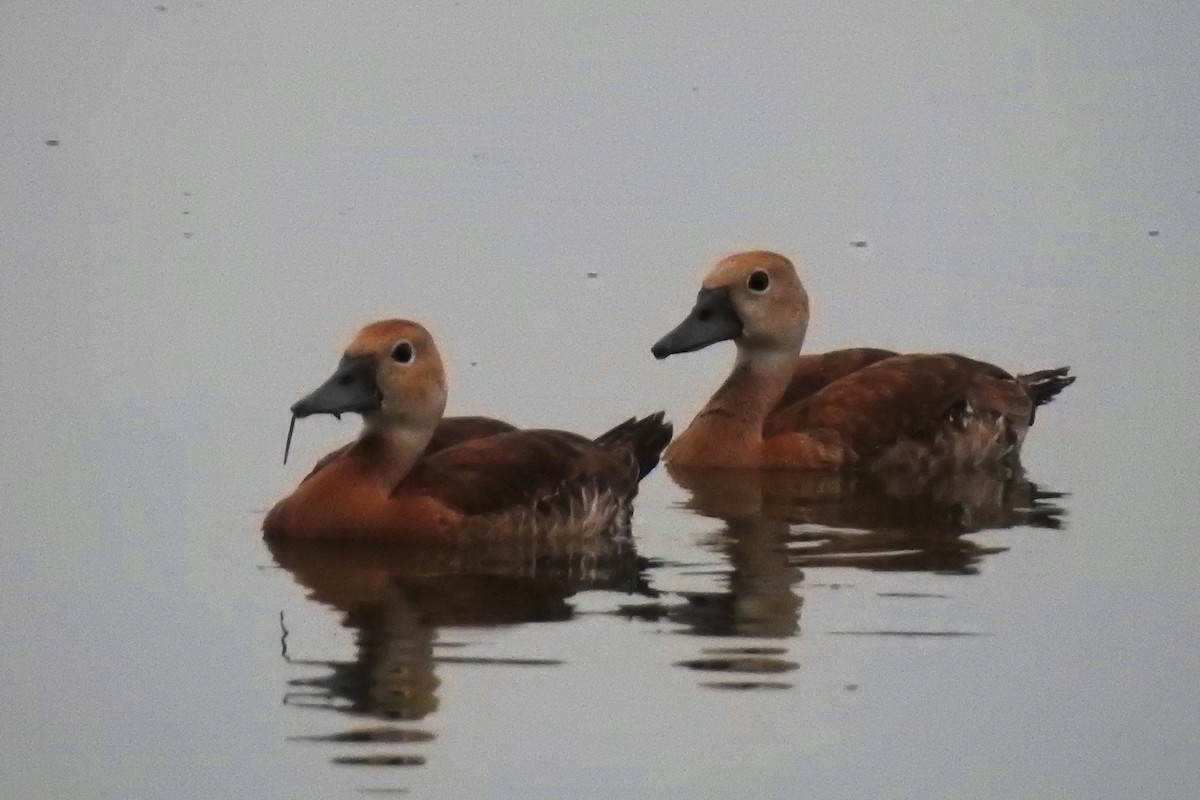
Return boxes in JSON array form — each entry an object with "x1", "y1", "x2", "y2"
[{"x1": 3, "y1": 3, "x2": 1198, "y2": 798}]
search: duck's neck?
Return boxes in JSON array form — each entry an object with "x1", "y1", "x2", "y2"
[
  {"x1": 668, "y1": 347, "x2": 795, "y2": 467},
  {"x1": 348, "y1": 416, "x2": 439, "y2": 490}
]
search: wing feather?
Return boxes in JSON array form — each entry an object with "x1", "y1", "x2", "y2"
[
  {"x1": 395, "y1": 430, "x2": 637, "y2": 516},
  {"x1": 765, "y1": 353, "x2": 1032, "y2": 459},
  {"x1": 774, "y1": 347, "x2": 898, "y2": 411}
]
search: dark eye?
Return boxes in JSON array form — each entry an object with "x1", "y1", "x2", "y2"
[
  {"x1": 390, "y1": 341, "x2": 414, "y2": 364},
  {"x1": 747, "y1": 270, "x2": 770, "y2": 292}
]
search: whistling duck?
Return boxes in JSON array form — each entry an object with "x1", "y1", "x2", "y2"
[
  {"x1": 652, "y1": 251, "x2": 1073, "y2": 471},
  {"x1": 264, "y1": 319, "x2": 672, "y2": 541}
]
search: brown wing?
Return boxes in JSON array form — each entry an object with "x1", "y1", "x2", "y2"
[
  {"x1": 299, "y1": 415, "x2": 515, "y2": 484},
  {"x1": 394, "y1": 429, "x2": 638, "y2": 516},
  {"x1": 773, "y1": 348, "x2": 898, "y2": 412},
  {"x1": 425, "y1": 415, "x2": 517, "y2": 455},
  {"x1": 764, "y1": 353, "x2": 1032, "y2": 459}
]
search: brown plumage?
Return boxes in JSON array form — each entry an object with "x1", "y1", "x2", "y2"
[
  {"x1": 652, "y1": 251, "x2": 1073, "y2": 472},
  {"x1": 264, "y1": 319, "x2": 671, "y2": 541}
]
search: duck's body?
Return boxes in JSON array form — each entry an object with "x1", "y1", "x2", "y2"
[
  {"x1": 653, "y1": 252, "x2": 1073, "y2": 472},
  {"x1": 265, "y1": 320, "x2": 671, "y2": 542}
]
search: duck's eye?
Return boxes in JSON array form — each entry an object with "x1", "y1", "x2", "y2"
[
  {"x1": 390, "y1": 341, "x2": 414, "y2": 364},
  {"x1": 747, "y1": 270, "x2": 770, "y2": 293}
]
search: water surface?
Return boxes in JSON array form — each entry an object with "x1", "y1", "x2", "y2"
[{"x1": 2, "y1": 2, "x2": 1198, "y2": 798}]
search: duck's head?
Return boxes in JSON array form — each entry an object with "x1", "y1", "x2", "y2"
[
  {"x1": 651, "y1": 251, "x2": 809, "y2": 360},
  {"x1": 290, "y1": 319, "x2": 448, "y2": 430}
]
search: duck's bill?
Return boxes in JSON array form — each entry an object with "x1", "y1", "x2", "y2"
[
  {"x1": 290, "y1": 355, "x2": 383, "y2": 419},
  {"x1": 651, "y1": 287, "x2": 743, "y2": 359}
]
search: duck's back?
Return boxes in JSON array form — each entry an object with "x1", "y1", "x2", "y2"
[
  {"x1": 398, "y1": 413, "x2": 671, "y2": 519},
  {"x1": 766, "y1": 353, "x2": 1034, "y2": 469},
  {"x1": 426, "y1": 416, "x2": 518, "y2": 454},
  {"x1": 398, "y1": 429, "x2": 630, "y2": 516},
  {"x1": 774, "y1": 347, "x2": 898, "y2": 412}
]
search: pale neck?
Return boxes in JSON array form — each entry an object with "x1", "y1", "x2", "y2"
[
  {"x1": 351, "y1": 416, "x2": 440, "y2": 489},
  {"x1": 667, "y1": 345, "x2": 796, "y2": 466},
  {"x1": 707, "y1": 346, "x2": 796, "y2": 424}
]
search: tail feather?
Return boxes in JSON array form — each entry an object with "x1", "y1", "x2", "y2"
[
  {"x1": 1018, "y1": 366, "x2": 1075, "y2": 407},
  {"x1": 595, "y1": 411, "x2": 673, "y2": 481},
  {"x1": 1018, "y1": 366, "x2": 1074, "y2": 425}
]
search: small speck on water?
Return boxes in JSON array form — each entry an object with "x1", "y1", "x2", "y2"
[
  {"x1": 691, "y1": 86, "x2": 699, "y2": 91},
  {"x1": 45, "y1": 139, "x2": 60, "y2": 147},
  {"x1": 468, "y1": 362, "x2": 477, "y2": 367},
  {"x1": 1148, "y1": 230, "x2": 1160, "y2": 237},
  {"x1": 844, "y1": 683, "x2": 859, "y2": 691},
  {"x1": 183, "y1": 191, "x2": 191, "y2": 197},
  {"x1": 183, "y1": 232, "x2": 193, "y2": 239},
  {"x1": 154, "y1": 4, "x2": 167, "y2": 11},
  {"x1": 850, "y1": 240, "x2": 867, "y2": 247},
  {"x1": 586, "y1": 272, "x2": 599, "y2": 278}
]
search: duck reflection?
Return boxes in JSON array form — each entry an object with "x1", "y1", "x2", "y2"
[
  {"x1": 668, "y1": 515, "x2": 802, "y2": 638},
  {"x1": 268, "y1": 524, "x2": 649, "y2": 763},
  {"x1": 669, "y1": 464, "x2": 1064, "y2": 576},
  {"x1": 662, "y1": 464, "x2": 1065, "y2": 685}
]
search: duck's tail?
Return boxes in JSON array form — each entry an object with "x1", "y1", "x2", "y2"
[
  {"x1": 1018, "y1": 366, "x2": 1075, "y2": 408},
  {"x1": 1018, "y1": 366, "x2": 1075, "y2": 425},
  {"x1": 594, "y1": 411, "x2": 673, "y2": 481}
]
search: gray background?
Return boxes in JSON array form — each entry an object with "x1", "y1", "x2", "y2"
[{"x1": 2, "y1": 2, "x2": 1197, "y2": 798}]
